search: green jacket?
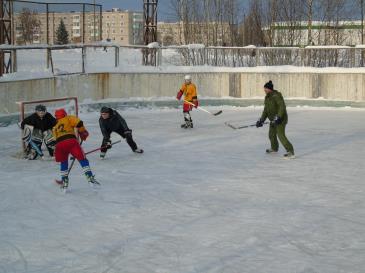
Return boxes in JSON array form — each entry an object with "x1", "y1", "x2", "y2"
[{"x1": 260, "y1": 90, "x2": 288, "y2": 123}]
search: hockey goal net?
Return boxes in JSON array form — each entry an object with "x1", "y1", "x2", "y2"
[
  {"x1": 18, "y1": 97, "x2": 79, "y2": 122},
  {"x1": 16, "y1": 97, "x2": 79, "y2": 157}
]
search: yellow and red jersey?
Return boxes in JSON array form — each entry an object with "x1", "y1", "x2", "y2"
[
  {"x1": 180, "y1": 82, "x2": 198, "y2": 102},
  {"x1": 52, "y1": 115, "x2": 86, "y2": 143}
]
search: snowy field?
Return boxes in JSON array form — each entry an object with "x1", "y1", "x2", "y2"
[{"x1": 1, "y1": 106, "x2": 365, "y2": 273}]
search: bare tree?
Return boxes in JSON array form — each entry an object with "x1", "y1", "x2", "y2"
[
  {"x1": 18, "y1": 8, "x2": 41, "y2": 45},
  {"x1": 318, "y1": 0, "x2": 350, "y2": 45},
  {"x1": 242, "y1": 0, "x2": 266, "y2": 46},
  {"x1": 168, "y1": 0, "x2": 243, "y2": 46},
  {"x1": 275, "y1": 0, "x2": 305, "y2": 46}
]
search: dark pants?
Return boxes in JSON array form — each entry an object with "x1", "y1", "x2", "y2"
[
  {"x1": 101, "y1": 129, "x2": 137, "y2": 153},
  {"x1": 269, "y1": 123, "x2": 294, "y2": 154}
]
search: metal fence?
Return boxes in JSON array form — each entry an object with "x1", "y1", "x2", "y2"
[
  {"x1": 12, "y1": 0, "x2": 102, "y2": 45},
  {"x1": 162, "y1": 46, "x2": 365, "y2": 68},
  {"x1": 1, "y1": 44, "x2": 365, "y2": 78}
]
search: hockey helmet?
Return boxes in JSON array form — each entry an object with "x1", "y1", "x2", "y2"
[
  {"x1": 35, "y1": 104, "x2": 46, "y2": 112},
  {"x1": 55, "y1": 108, "x2": 67, "y2": 119},
  {"x1": 184, "y1": 74, "x2": 192, "y2": 81}
]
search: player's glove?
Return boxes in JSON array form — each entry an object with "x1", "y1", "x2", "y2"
[
  {"x1": 79, "y1": 130, "x2": 89, "y2": 141},
  {"x1": 194, "y1": 100, "x2": 199, "y2": 108},
  {"x1": 256, "y1": 118, "x2": 264, "y2": 128},
  {"x1": 176, "y1": 90, "x2": 183, "y2": 100}
]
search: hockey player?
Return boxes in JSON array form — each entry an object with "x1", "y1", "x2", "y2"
[
  {"x1": 53, "y1": 108, "x2": 99, "y2": 190},
  {"x1": 176, "y1": 75, "x2": 199, "y2": 128},
  {"x1": 256, "y1": 80, "x2": 295, "y2": 158},
  {"x1": 20, "y1": 104, "x2": 57, "y2": 159},
  {"x1": 99, "y1": 106, "x2": 143, "y2": 159}
]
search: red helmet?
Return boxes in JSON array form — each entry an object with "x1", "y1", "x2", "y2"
[{"x1": 55, "y1": 108, "x2": 67, "y2": 119}]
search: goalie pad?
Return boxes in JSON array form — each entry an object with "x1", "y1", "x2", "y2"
[
  {"x1": 43, "y1": 130, "x2": 56, "y2": 146},
  {"x1": 21, "y1": 125, "x2": 44, "y2": 159},
  {"x1": 31, "y1": 129, "x2": 44, "y2": 145},
  {"x1": 22, "y1": 125, "x2": 34, "y2": 145}
]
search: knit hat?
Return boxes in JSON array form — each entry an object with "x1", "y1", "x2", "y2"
[
  {"x1": 55, "y1": 108, "x2": 67, "y2": 119},
  {"x1": 100, "y1": 106, "x2": 112, "y2": 114},
  {"x1": 35, "y1": 104, "x2": 46, "y2": 112},
  {"x1": 264, "y1": 80, "x2": 274, "y2": 90}
]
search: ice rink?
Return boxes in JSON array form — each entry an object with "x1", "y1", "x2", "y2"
[{"x1": 1, "y1": 106, "x2": 365, "y2": 273}]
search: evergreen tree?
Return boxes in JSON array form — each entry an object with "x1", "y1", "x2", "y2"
[{"x1": 56, "y1": 19, "x2": 69, "y2": 45}]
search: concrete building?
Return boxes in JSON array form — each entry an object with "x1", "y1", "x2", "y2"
[
  {"x1": 13, "y1": 8, "x2": 143, "y2": 45},
  {"x1": 266, "y1": 21, "x2": 364, "y2": 46},
  {"x1": 157, "y1": 21, "x2": 232, "y2": 46}
]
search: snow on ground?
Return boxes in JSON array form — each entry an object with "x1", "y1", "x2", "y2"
[{"x1": 1, "y1": 106, "x2": 365, "y2": 273}]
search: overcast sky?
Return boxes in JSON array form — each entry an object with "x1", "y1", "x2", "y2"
[{"x1": 21, "y1": 0, "x2": 249, "y2": 21}]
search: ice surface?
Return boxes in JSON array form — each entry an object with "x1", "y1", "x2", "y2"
[{"x1": 0, "y1": 106, "x2": 365, "y2": 273}]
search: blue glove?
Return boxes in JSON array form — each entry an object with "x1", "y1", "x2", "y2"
[
  {"x1": 256, "y1": 118, "x2": 264, "y2": 128},
  {"x1": 272, "y1": 116, "x2": 282, "y2": 125}
]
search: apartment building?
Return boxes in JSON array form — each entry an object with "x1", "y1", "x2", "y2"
[
  {"x1": 13, "y1": 8, "x2": 143, "y2": 45},
  {"x1": 266, "y1": 21, "x2": 364, "y2": 46},
  {"x1": 157, "y1": 21, "x2": 232, "y2": 46},
  {"x1": 101, "y1": 8, "x2": 143, "y2": 45}
]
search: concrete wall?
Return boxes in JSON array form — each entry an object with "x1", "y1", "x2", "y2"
[{"x1": 1, "y1": 72, "x2": 365, "y2": 114}]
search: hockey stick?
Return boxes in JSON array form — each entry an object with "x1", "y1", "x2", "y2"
[
  {"x1": 70, "y1": 140, "x2": 122, "y2": 160},
  {"x1": 224, "y1": 121, "x2": 269, "y2": 130},
  {"x1": 183, "y1": 100, "x2": 223, "y2": 116}
]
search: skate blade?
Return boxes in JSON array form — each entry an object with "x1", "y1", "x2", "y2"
[{"x1": 283, "y1": 155, "x2": 296, "y2": 160}]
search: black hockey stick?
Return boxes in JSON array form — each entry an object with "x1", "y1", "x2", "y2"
[
  {"x1": 70, "y1": 139, "x2": 122, "y2": 160},
  {"x1": 225, "y1": 121, "x2": 269, "y2": 130},
  {"x1": 183, "y1": 100, "x2": 222, "y2": 116}
]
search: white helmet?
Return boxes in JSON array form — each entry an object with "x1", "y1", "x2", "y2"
[{"x1": 184, "y1": 74, "x2": 192, "y2": 81}]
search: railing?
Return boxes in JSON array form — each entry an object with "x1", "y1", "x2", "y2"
[
  {"x1": 1, "y1": 44, "x2": 365, "y2": 78},
  {"x1": 161, "y1": 45, "x2": 364, "y2": 68}
]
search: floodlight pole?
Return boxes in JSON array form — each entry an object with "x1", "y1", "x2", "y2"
[{"x1": 143, "y1": 0, "x2": 158, "y2": 65}]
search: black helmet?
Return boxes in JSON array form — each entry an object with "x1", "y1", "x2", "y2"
[
  {"x1": 100, "y1": 106, "x2": 112, "y2": 114},
  {"x1": 35, "y1": 104, "x2": 46, "y2": 112}
]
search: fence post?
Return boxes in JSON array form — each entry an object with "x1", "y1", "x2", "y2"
[
  {"x1": 11, "y1": 49, "x2": 17, "y2": 72},
  {"x1": 255, "y1": 48, "x2": 259, "y2": 66},
  {"x1": 46, "y1": 48, "x2": 50, "y2": 69},
  {"x1": 115, "y1": 46, "x2": 119, "y2": 67},
  {"x1": 351, "y1": 47, "x2": 355, "y2": 68},
  {"x1": 82, "y1": 46, "x2": 86, "y2": 73}
]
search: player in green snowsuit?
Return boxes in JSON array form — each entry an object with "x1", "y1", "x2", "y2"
[{"x1": 256, "y1": 80, "x2": 295, "y2": 158}]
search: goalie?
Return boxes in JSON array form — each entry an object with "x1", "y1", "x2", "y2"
[{"x1": 20, "y1": 105, "x2": 57, "y2": 159}]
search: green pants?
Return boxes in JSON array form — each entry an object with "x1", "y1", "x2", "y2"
[{"x1": 269, "y1": 123, "x2": 294, "y2": 154}]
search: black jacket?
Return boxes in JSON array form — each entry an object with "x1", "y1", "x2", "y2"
[
  {"x1": 21, "y1": 112, "x2": 57, "y2": 132},
  {"x1": 99, "y1": 109, "x2": 130, "y2": 140}
]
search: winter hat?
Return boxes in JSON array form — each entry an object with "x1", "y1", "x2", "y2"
[
  {"x1": 55, "y1": 108, "x2": 67, "y2": 119},
  {"x1": 100, "y1": 106, "x2": 112, "y2": 114},
  {"x1": 264, "y1": 80, "x2": 274, "y2": 90},
  {"x1": 35, "y1": 104, "x2": 46, "y2": 112}
]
